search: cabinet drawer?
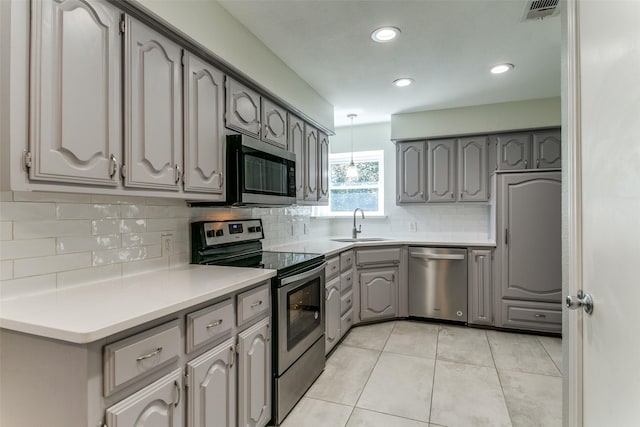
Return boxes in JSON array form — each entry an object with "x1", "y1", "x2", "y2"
[
  {"x1": 340, "y1": 250, "x2": 354, "y2": 272},
  {"x1": 501, "y1": 300, "x2": 562, "y2": 333},
  {"x1": 326, "y1": 256, "x2": 340, "y2": 280},
  {"x1": 341, "y1": 309, "x2": 354, "y2": 336},
  {"x1": 356, "y1": 247, "x2": 401, "y2": 266},
  {"x1": 237, "y1": 283, "x2": 270, "y2": 326},
  {"x1": 340, "y1": 269, "x2": 354, "y2": 294},
  {"x1": 341, "y1": 289, "x2": 354, "y2": 315},
  {"x1": 104, "y1": 320, "x2": 180, "y2": 395},
  {"x1": 186, "y1": 299, "x2": 235, "y2": 353}
]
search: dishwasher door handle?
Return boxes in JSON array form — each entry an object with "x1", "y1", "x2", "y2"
[{"x1": 409, "y1": 252, "x2": 466, "y2": 260}]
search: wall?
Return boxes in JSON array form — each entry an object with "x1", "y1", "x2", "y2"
[
  {"x1": 0, "y1": 191, "x2": 326, "y2": 299},
  {"x1": 135, "y1": 0, "x2": 334, "y2": 132},
  {"x1": 391, "y1": 97, "x2": 561, "y2": 141},
  {"x1": 316, "y1": 122, "x2": 490, "y2": 239}
]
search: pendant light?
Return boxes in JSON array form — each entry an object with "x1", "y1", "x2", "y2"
[{"x1": 346, "y1": 114, "x2": 358, "y2": 179}]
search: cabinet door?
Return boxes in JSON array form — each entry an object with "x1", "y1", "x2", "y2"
[
  {"x1": 105, "y1": 368, "x2": 183, "y2": 427},
  {"x1": 261, "y1": 98, "x2": 287, "y2": 148},
  {"x1": 498, "y1": 172, "x2": 562, "y2": 302},
  {"x1": 124, "y1": 17, "x2": 183, "y2": 190},
  {"x1": 186, "y1": 338, "x2": 236, "y2": 427},
  {"x1": 29, "y1": 0, "x2": 121, "y2": 186},
  {"x1": 318, "y1": 131, "x2": 330, "y2": 205},
  {"x1": 468, "y1": 249, "x2": 493, "y2": 325},
  {"x1": 532, "y1": 130, "x2": 561, "y2": 169},
  {"x1": 288, "y1": 114, "x2": 305, "y2": 200},
  {"x1": 325, "y1": 283, "x2": 341, "y2": 354},
  {"x1": 494, "y1": 133, "x2": 532, "y2": 170},
  {"x1": 396, "y1": 141, "x2": 426, "y2": 203},
  {"x1": 457, "y1": 136, "x2": 489, "y2": 202},
  {"x1": 427, "y1": 139, "x2": 456, "y2": 202},
  {"x1": 303, "y1": 125, "x2": 319, "y2": 202},
  {"x1": 359, "y1": 268, "x2": 397, "y2": 321},
  {"x1": 183, "y1": 52, "x2": 225, "y2": 194},
  {"x1": 225, "y1": 78, "x2": 261, "y2": 138},
  {"x1": 238, "y1": 317, "x2": 271, "y2": 427}
]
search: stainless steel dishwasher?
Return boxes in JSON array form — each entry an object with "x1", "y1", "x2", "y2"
[{"x1": 408, "y1": 247, "x2": 468, "y2": 322}]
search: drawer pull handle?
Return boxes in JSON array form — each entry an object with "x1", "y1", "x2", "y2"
[
  {"x1": 136, "y1": 347, "x2": 163, "y2": 362},
  {"x1": 251, "y1": 300, "x2": 263, "y2": 308},
  {"x1": 534, "y1": 313, "x2": 546, "y2": 318},
  {"x1": 173, "y1": 380, "x2": 181, "y2": 407},
  {"x1": 347, "y1": 318, "x2": 352, "y2": 322},
  {"x1": 206, "y1": 319, "x2": 223, "y2": 329}
]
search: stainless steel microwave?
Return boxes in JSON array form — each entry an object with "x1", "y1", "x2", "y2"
[{"x1": 192, "y1": 134, "x2": 296, "y2": 207}]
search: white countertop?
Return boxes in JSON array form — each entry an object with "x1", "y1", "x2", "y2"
[
  {"x1": 0, "y1": 264, "x2": 276, "y2": 344},
  {"x1": 267, "y1": 233, "x2": 496, "y2": 257}
]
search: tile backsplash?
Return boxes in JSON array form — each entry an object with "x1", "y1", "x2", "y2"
[{"x1": 0, "y1": 191, "x2": 318, "y2": 299}]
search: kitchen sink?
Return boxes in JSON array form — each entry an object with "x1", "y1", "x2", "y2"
[{"x1": 331, "y1": 237, "x2": 390, "y2": 242}]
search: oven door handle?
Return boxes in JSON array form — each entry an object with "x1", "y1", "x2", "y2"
[{"x1": 280, "y1": 262, "x2": 327, "y2": 286}]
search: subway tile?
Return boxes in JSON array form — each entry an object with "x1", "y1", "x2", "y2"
[
  {"x1": 121, "y1": 232, "x2": 162, "y2": 248},
  {"x1": 57, "y1": 264, "x2": 122, "y2": 289},
  {"x1": 0, "y1": 238, "x2": 56, "y2": 260},
  {"x1": 120, "y1": 219, "x2": 147, "y2": 233},
  {"x1": 146, "y1": 218, "x2": 183, "y2": 232},
  {"x1": 13, "y1": 253, "x2": 91, "y2": 278},
  {"x1": 56, "y1": 203, "x2": 120, "y2": 220},
  {"x1": 120, "y1": 204, "x2": 144, "y2": 218},
  {"x1": 122, "y1": 257, "x2": 168, "y2": 277},
  {"x1": 92, "y1": 219, "x2": 120, "y2": 235},
  {"x1": 144, "y1": 205, "x2": 169, "y2": 218},
  {"x1": 0, "y1": 274, "x2": 57, "y2": 300},
  {"x1": 13, "y1": 192, "x2": 90, "y2": 203},
  {"x1": 0, "y1": 221, "x2": 13, "y2": 240},
  {"x1": 0, "y1": 191, "x2": 13, "y2": 202},
  {"x1": 14, "y1": 220, "x2": 91, "y2": 239},
  {"x1": 57, "y1": 234, "x2": 121, "y2": 253},
  {"x1": 90, "y1": 194, "x2": 151, "y2": 205},
  {"x1": 0, "y1": 260, "x2": 13, "y2": 280},
  {"x1": 0, "y1": 202, "x2": 56, "y2": 221},
  {"x1": 92, "y1": 247, "x2": 148, "y2": 266}
]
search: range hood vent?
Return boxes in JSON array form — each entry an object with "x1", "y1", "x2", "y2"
[{"x1": 521, "y1": 0, "x2": 560, "y2": 21}]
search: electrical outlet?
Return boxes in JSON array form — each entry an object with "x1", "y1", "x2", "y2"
[
  {"x1": 409, "y1": 222, "x2": 417, "y2": 232},
  {"x1": 161, "y1": 234, "x2": 173, "y2": 256},
  {"x1": 303, "y1": 223, "x2": 309, "y2": 235}
]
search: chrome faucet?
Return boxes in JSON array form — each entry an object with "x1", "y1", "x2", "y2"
[{"x1": 352, "y1": 208, "x2": 365, "y2": 239}]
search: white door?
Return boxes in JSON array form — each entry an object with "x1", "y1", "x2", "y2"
[{"x1": 566, "y1": 0, "x2": 640, "y2": 425}]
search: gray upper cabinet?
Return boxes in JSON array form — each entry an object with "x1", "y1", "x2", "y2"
[
  {"x1": 397, "y1": 141, "x2": 426, "y2": 203},
  {"x1": 288, "y1": 113, "x2": 305, "y2": 201},
  {"x1": 261, "y1": 98, "x2": 287, "y2": 149},
  {"x1": 304, "y1": 125, "x2": 319, "y2": 202},
  {"x1": 533, "y1": 130, "x2": 561, "y2": 169},
  {"x1": 494, "y1": 133, "x2": 532, "y2": 170},
  {"x1": 183, "y1": 52, "x2": 225, "y2": 194},
  {"x1": 318, "y1": 131, "x2": 330, "y2": 205},
  {"x1": 497, "y1": 171, "x2": 562, "y2": 303},
  {"x1": 457, "y1": 136, "x2": 489, "y2": 202},
  {"x1": 427, "y1": 138, "x2": 456, "y2": 202},
  {"x1": 29, "y1": 0, "x2": 121, "y2": 186},
  {"x1": 124, "y1": 17, "x2": 183, "y2": 190},
  {"x1": 225, "y1": 77, "x2": 261, "y2": 138}
]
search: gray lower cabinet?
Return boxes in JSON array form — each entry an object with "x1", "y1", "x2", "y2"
[
  {"x1": 427, "y1": 138, "x2": 456, "y2": 202},
  {"x1": 106, "y1": 369, "x2": 184, "y2": 427},
  {"x1": 186, "y1": 338, "x2": 236, "y2": 427},
  {"x1": 396, "y1": 141, "x2": 426, "y2": 203},
  {"x1": 359, "y1": 268, "x2": 398, "y2": 321},
  {"x1": 468, "y1": 249, "x2": 493, "y2": 326},
  {"x1": 495, "y1": 171, "x2": 562, "y2": 332},
  {"x1": 237, "y1": 317, "x2": 271, "y2": 427},
  {"x1": 325, "y1": 277, "x2": 342, "y2": 354}
]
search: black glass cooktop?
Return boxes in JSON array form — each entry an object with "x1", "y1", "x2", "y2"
[{"x1": 203, "y1": 250, "x2": 323, "y2": 277}]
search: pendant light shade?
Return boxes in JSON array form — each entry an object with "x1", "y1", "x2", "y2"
[{"x1": 346, "y1": 114, "x2": 358, "y2": 179}]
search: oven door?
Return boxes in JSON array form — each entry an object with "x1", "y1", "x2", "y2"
[{"x1": 276, "y1": 262, "x2": 326, "y2": 375}]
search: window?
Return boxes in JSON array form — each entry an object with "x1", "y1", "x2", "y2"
[{"x1": 315, "y1": 150, "x2": 384, "y2": 216}]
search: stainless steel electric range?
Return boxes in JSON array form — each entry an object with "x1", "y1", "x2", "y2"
[{"x1": 191, "y1": 219, "x2": 326, "y2": 425}]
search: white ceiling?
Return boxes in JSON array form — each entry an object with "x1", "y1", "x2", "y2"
[{"x1": 218, "y1": 0, "x2": 561, "y2": 128}]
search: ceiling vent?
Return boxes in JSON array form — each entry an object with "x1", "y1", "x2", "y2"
[{"x1": 521, "y1": 0, "x2": 560, "y2": 21}]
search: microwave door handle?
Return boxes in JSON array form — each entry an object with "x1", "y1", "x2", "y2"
[{"x1": 280, "y1": 262, "x2": 328, "y2": 286}]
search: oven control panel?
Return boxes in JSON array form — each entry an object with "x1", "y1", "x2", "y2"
[{"x1": 201, "y1": 219, "x2": 263, "y2": 246}]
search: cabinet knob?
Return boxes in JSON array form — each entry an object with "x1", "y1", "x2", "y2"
[{"x1": 536, "y1": 159, "x2": 540, "y2": 168}]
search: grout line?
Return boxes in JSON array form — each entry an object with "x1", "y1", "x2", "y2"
[
  {"x1": 536, "y1": 335, "x2": 563, "y2": 375},
  {"x1": 350, "y1": 406, "x2": 432, "y2": 424},
  {"x1": 487, "y1": 329, "x2": 514, "y2": 425},
  {"x1": 427, "y1": 323, "x2": 441, "y2": 425}
]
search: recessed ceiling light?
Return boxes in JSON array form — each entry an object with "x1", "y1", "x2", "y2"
[
  {"x1": 371, "y1": 26, "x2": 401, "y2": 42},
  {"x1": 490, "y1": 63, "x2": 515, "y2": 74},
  {"x1": 393, "y1": 78, "x2": 413, "y2": 87}
]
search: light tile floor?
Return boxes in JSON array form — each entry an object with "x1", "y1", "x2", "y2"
[{"x1": 280, "y1": 320, "x2": 562, "y2": 427}]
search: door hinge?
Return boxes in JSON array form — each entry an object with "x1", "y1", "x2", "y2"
[
  {"x1": 119, "y1": 18, "x2": 125, "y2": 35},
  {"x1": 23, "y1": 151, "x2": 33, "y2": 170}
]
